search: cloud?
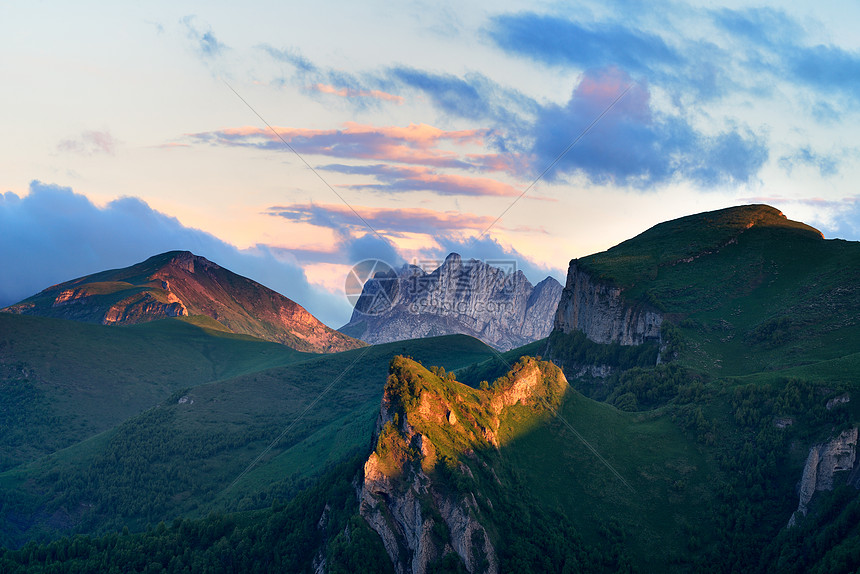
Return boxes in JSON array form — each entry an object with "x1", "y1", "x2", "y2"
[
  {"x1": 530, "y1": 67, "x2": 768, "y2": 186},
  {"x1": 261, "y1": 44, "x2": 318, "y2": 74},
  {"x1": 390, "y1": 67, "x2": 492, "y2": 120},
  {"x1": 263, "y1": 202, "x2": 560, "y2": 289},
  {"x1": 191, "y1": 122, "x2": 487, "y2": 160},
  {"x1": 431, "y1": 235, "x2": 565, "y2": 287},
  {"x1": 189, "y1": 123, "x2": 486, "y2": 168},
  {"x1": 788, "y1": 44, "x2": 860, "y2": 101},
  {"x1": 485, "y1": 10, "x2": 732, "y2": 103},
  {"x1": 828, "y1": 197, "x2": 860, "y2": 240},
  {"x1": 319, "y1": 164, "x2": 523, "y2": 197},
  {"x1": 186, "y1": 122, "x2": 531, "y2": 196},
  {"x1": 57, "y1": 130, "x2": 119, "y2": 156},
  {"x1": 342, "y1": 233, "x2": 405, "y2": 269},
  {"x1": 309, "y1": 83, "x2": 404, "y2": 104},
  {"x1": 192, "y1": 65, "x2": 771, "y2": 190},
  {"x1": 266, "y1": 205, "x2": 561, "y2": 288},
  {"x1": 387, "y1": 67, "x2": 536, "y2": 146},
  {"x1": 0, "y1": 182, "x2": 352, "y2": 327},
  {"x1": 713, "y1": 7, "x2": 860, "y2": 102},
  {"x1": 711, "y1": 7, "x2": 802, "y2": 50},
  {"x1": 265, "y1": 203, "x2": 525, "y2": 235},
  {"x1": 260, "y1": 43, "x2": 531, "y2": 134},
  {"x1": 488, "y1": 12, "x2": 680, "y2": 74},
  {"x1": 490, "y1": 6, "x2": 860, "y2": 112},
  {"x1": 779, "y1": 147, "x2": 839, "y2": 177},
  {"x1": 262, "y1": 44, "x2": 405, "y2": 112},
  {"x1": 181, "y1": 16, "x2": 226, "y2": 59}
]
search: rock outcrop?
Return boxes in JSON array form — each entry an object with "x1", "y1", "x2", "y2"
[
  {"x1": 788, "y1": 427, "x2": 858, "y2": 527},
  {"x1": 359, "y1": 356, "x2": 567, "y2": 573},
  {"x1": 553, "y1": 260, "x2": 662, "y2": 345},
  {"x1": 361, "y1": 450, "x2": 496, "y2": 574},
  {"x1": 340, "y1": 254, "x2": 563, "y2": 352}
]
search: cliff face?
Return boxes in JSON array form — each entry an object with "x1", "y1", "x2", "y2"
[
  {"x1": 3, "y1": 251, "x2": 364, "y2": 354},
  {"x1": 341, "y1": 254, "x2": 563, "y2": 352},
  {"x1": 359, "y1": 356, "x2": 567, "y2": 574},
  {"x1": 361, "y1": 451, "x2": 497, "y2": 574},
  {"x1": 788, "y1": 427, "x2": 858, "y2": 527},
  {"x1": 553, "y1": 260, "x2": 662, "y2": 345}
]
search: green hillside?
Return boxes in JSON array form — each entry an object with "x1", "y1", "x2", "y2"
[
  {"x1": 362, "y1": 356, "x2": 719, "y2": 571},
  {"x1": 0, "y1": 313, "x2": 313, "y2": 472},
  {"x1": 0, "y1": 330, "x2": 496, "y2": 546},
  {"x1": 574, "y1": 204, "x2": 859, "y2": 376}
]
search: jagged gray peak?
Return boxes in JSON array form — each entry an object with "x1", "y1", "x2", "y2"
[
  {"x1": 340, "y1": 254, "x2": 563, "y2": 351},
  {"x1": 554, "y1": 259, "x2": 662, "y2": 345}
]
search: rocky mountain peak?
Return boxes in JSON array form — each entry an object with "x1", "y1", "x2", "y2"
[
  {"x1": 443, "y1": 252, "x2": 463, "y2": 267},
  {"x1": 2, "y1": 251, "x2": 364, "y2": 353},
  {"x1": 360, "y1": 356, "x2": 566, "y2": 574},
  {"x1": 340, "y1": 255, "x2": 563, "y2": 351}
]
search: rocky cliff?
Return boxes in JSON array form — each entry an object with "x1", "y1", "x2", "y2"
[
  {"x1": 359, "y1": 356, "x2": 567, "y2": 573},
  {"x1": 2, "y1": 251, "x2": 364, "y2": 354},
  {"x1": 788, "y1": 427, "x2": 858, "y2": 527},
  {"x1": 340, "y1": 254, "x2": 563, "y2": 352},
  {"x1": 553, "y1": 260, "x2": 662, "y2": 346}
]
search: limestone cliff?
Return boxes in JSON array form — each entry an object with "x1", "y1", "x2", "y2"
[
  {"x1": 553, "y1": 260, "x2": 662, "y2": 346},
  {"x1": 359, "y1": 356, "x2": 567, "y2": 574},
  {"x1": 340, "y1": 254, "x2": 562, "y2": 352},
  {"x1": 788, "y1": 427, "x2": 858, "y2": 527}
]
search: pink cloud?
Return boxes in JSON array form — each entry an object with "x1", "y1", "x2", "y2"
[
  {"x1": 57, "y1": 130, "x2": 120, "y2": 156},
  {"x1": 187, "y1": 122, "x2": 500, "y2": 171},
  {"x1": 401, "y1": 169, "x2": 520, "y2": 197},
  {"x1": 573, "y1": 67, "x2": 650, "y2": 121},
  {"x1": 310, "y1": 83, "x2": 404, "y2": 104},
  {"x1": 320, "y1": 163, "x2": 534, "y2": 198},
  {"x1": 184, "y1": 121, "x2": 540, "y2": 198},
  {"x1": 266, "y1": 203, "x2": 540, "y2": 233}
]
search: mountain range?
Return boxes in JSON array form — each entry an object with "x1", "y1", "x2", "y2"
[
  {"x1": 1, "y1": 204, "x2": 859, "y2": 573},
  {"x1": 340, "y1": 253, "x2": 563, "y2": 351}
]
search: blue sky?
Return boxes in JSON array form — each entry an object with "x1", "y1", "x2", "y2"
[{"x1": 2, "y1": 1, "x2": 858, "y2": 327}]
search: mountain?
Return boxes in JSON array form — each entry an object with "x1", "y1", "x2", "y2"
[
  {"x1": 358, "y1": 355, "x2": 721, "y2": 573},
  {"x1": 359, "y1": 356, "x2": 565, "y2": 574},
  {"x1": 2, "y1": 204, "x2": 860, "y2": 573},
  {"x1": 2, "y1": 250, "x2": 364, "y2": 353},
  {"x1": 550, "y1": 204, "x2": 859, "y2": 377},
  {"x1": 340, "y1": 253, "x2": 563, "y2": 351}
]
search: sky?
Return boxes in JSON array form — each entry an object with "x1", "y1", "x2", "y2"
[{"x1": 2, "y1": 0, "x2": 859, "y2": 328}]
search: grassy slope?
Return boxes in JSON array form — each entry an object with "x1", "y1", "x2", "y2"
[
  {"x1": 371, "y1": 356, "x2": 716, "y2": 571},
  {"x1": 0, "y1": 334, "x2": 496, "y2": 545},
  {"x1": 498, "y1": 391, "x2": 715, "y2": 568},
  {"x1": 576, "y1": 205, "x2": 859, "y2": 377},
  {"x1": 548, "y1": 205, "x2": 860, "y2": 570},
  {"x1": 0, "y1": 313, "x2": 315, "y2": 472}
]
